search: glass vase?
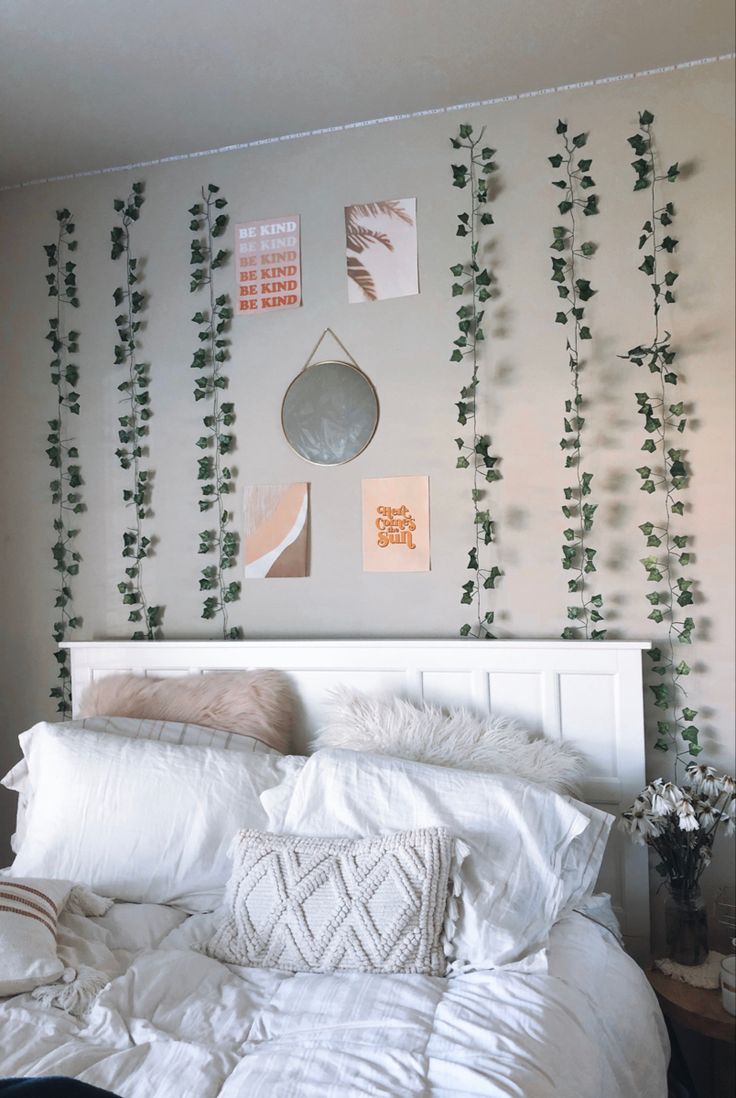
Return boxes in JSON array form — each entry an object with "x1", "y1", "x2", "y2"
[{"x1": 665, "y1": 882, "x2": 709, "y2": 966}]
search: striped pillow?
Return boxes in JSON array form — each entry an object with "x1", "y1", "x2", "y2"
[{"x1": 0, "y1": 878, "x2": 70, "y2": 995}]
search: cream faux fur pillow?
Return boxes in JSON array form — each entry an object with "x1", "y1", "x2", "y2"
[
  {"x1": 79, "y1": 670, "x2": 295, "y2": 754},
  {"x1": 312, "y1": 691, "x2": 584, "y2": 795}
]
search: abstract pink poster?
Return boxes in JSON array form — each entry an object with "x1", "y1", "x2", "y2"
[{"x1": 244, "y1": 483, "x2": 309, "y2": 578}]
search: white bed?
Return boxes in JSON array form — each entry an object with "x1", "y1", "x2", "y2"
[
  {"x1": 1, "y1": 898, "x2": 667, "y2": 1098},
  {"x1": 0, "y1": 638, "x2": 668, "y2": 1097}
]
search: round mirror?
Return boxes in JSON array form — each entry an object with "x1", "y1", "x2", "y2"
[{"x1": 281, "y1": 359, "x2": 379, "y2": 466}]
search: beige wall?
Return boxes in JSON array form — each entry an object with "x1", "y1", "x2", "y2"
[{"x1": 0, "y1": 63, "x2": 733, "y2": 905}]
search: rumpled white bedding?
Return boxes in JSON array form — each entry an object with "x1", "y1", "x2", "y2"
[{"x1": 0, "y1": 901, "x2": 668, "y2": 1098}]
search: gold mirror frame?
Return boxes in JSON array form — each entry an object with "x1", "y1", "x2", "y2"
[{"x1": 281, "y1": 358, "x2": 380, "y2": 467}]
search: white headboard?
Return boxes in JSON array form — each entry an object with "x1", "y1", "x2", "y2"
[{"x1": 63, "y1": 638, "x2": 650, "y2": 959}]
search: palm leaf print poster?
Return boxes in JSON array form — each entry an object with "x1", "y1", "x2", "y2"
[{"x1": 345, "y1": 198, "x2": 418, "y2": 303}]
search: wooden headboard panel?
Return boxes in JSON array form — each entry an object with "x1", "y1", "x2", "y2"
[{"x1": 63, "y1": 638, "x2": 650, "y2": 959}]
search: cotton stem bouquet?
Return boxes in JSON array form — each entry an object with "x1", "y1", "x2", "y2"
[
  {"x1": 621, "y1": 764, "x2": 735, "y2": 964},
  {"x1": 621, "y1": 764, "x2": 735, "y2": 889}
]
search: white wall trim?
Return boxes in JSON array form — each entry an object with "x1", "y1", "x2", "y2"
[{"x1": 3, "y1": 53, "x2": 733, "y2": 193}]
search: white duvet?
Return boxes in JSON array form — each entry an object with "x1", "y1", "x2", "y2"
[{"x1": 0, "y1": 902, "x2": 668, "y2": 1098}]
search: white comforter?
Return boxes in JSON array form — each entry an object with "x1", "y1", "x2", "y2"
[{"x1": 1, "y1": 903, "x2": 668, "y2": 1097}]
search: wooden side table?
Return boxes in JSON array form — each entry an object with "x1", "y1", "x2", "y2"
[{"x1": 648, "y1": 969, "x2": 735, "y2": 1097}]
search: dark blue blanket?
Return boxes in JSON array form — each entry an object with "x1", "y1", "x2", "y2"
[{"x1": 0, "y1": 1082, "x2": 120, "y2": 1097}]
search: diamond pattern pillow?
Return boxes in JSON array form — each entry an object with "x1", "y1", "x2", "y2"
[{"x1": 202, "y1": 828, "x2": 458, "y2": 975}]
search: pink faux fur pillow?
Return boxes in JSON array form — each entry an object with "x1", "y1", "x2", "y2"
[{"x1": 79, "y1": 670, "x2": 296, "y2": 754}]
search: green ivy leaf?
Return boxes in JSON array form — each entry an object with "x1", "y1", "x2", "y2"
[{"x1": 650, "y1": 683, "x2": 669, "y2": 709}]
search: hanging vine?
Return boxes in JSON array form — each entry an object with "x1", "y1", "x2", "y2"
[
  {"x1": 548, "y1": 120, "x2": 606, "y2": 640},
  {"x1": 110, "y1": 182, "x2": 163, "y2": 640},
  {"x1": 44, "y1": 209, "x2": 82, "y2": 716},
  {"x1": 619, "y1": 109, "x2": 698, "y2": 766},
  {"x1": 449, "y1": 124, "x2": 501, "y2": 638},
  {"x1": 189, "y1": 184, "x2": 242, "y2": 639}
]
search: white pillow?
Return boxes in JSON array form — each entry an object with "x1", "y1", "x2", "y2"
[
  {"x1": 8, "y1": 724, "x2": 303, "y2": 911},
  {"x1": 263, "y1": 748, "x2": 612, "y2": 972},
  {"x1": 2, "y1": 716, "x2": 281, "y2": 855}
]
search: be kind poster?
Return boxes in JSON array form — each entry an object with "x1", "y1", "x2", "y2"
[
  {"x1": 362, "y1": 476, "x2": 430, "y2": 573},
  {"x1": 235, "y1": 215, "x2": 302, "y2": 315}
]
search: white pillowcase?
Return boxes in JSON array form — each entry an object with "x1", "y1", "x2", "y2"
[
  {"x1": 2, "y1": 716, "x2": 281, "y2": 855},
  {"x1": 262, "y1": 748, "x2": 612, "y2": 972},
  {"x1": 8, "y1": 723, "x2": 303, "y2": 912}
]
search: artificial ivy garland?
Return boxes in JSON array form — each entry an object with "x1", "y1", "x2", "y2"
[
  {"x1": 548, "y1": 120, "x2": 606, "y2": 640},
  {"x1": 189, "y1": 185, "x2": 242, "y2": 639},
  {"x1": 619, "y1": 110, "x2": 698, "y2": 763},
  {"x1": 44, "y1": 209, "x2": 82, "y2": 717},
  {"x1": 449, "y1": 124, "x2": 501, "y2": 638},
  {"x1": 110, "y1": 182, "x2": 163, "y2": 640}
]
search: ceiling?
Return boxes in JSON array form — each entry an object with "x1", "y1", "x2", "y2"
[{"x1": 1, "y1": 0, "x2": 733, "y2": 189}]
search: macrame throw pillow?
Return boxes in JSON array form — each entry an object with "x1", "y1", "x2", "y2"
[
  {"x1": 312, "y1": 690, "x2": 584, "y2": 795},
  {"x1": 202, "y1": 827, "x2": 463, "y2": 976},
  {"x1": 79, "y1": 669, "x2": 296, "y2": 754}
]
